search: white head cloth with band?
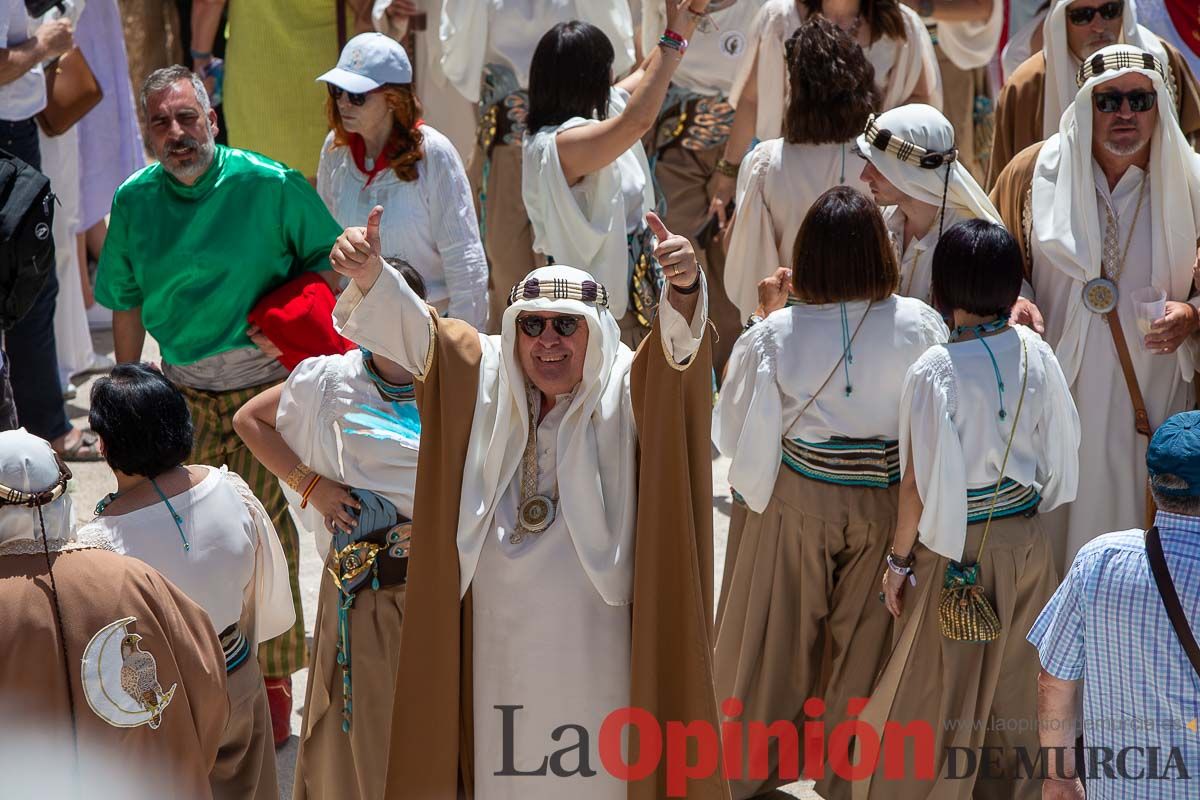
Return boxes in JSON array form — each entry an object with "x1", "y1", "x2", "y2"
[
  {"x1": 455, "y1": 265, "x2": 638, "y2": 605},
  {"x1": 855, "y1": 104, "x2": 1002, "y2": 223},
  {"x1": 0, "y1": 429, "x2": 74, "y2": 548},
  {"x1": 1040, "y1": 0, "x2": 1172, "y2": 138},
  {"x1": 1032, "y1": 43, "x2": 1200, "y2": 387}
]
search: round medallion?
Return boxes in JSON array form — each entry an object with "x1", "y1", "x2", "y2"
[
  {"x1": 518, "y1": 495, "x2": 556, "y2": 534},
  {"x1": 1082, "y1": 277, "x2": 1118, "y2": 314}
]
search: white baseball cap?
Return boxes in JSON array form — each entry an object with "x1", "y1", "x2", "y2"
[{"x1": 316, "y1": 32, "x2": 412, "y2": 93}]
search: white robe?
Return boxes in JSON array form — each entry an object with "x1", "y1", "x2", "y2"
[
  {"x1": 900, "y1": 325, "x2": 1081, "y2": 561},
  {"x1": 332, "y1": 262, "x2": 707, "y2": 800},
  {"x1": 1031, "y1": 165, "x2": 1197, "y2": 563},
  {"x1": 724, "y1": 137, "x2": 870, "y2": 319},
  {"x1": 714, "y1": 295, "x2": 948, "y2": 512}
]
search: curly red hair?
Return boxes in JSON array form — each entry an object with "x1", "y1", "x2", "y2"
[{"x1": 327, "y1": 84, "x2": 424, "y2": 182}]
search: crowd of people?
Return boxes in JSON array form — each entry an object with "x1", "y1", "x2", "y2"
[{"x1": 3, "y1": 0, "x2": 1200, "y2": 799}]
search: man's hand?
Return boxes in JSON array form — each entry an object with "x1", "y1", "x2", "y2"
[
  {"x1": 648, "y1": 211, "x2": 698, "y2": 289},
  {"x1": 385, "y1": 0, "x2": 419, "y2": 15},
  {"x1": 1042, "y1": 777, "x2": 1085, "y2": 799},
  {"x1": 706, "y1": 172, "x2": 735, "y2": 235},
  {"x1": 1009, "y1": 296, "x2": 1045, "y2": 334},
  {"x1": 331, "y1": 205, "x2": 386, "y2": 293},
  {"x1": 1145, "y1": 301, "x2": 1199, "y2": 354},
  {"x1": 36, "y1": 18, "x2": 74, "y2": 61},
  {"x1": 756, "y1": 267, "x2": 791, "y2": 316},
  {"x1": 246, "y1": 324, "x2": 283, "y2": 359}
]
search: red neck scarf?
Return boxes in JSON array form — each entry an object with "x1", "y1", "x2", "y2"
[{"x1": 347, "y1": 120, "x2": 426, "y2": 187}]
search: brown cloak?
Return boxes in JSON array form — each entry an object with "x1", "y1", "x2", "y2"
[
  {"x1": 987, "y1": 42, "x2": 1200, "y2": 189},
  {"x1": 383, "y1": 312, "x2": 728, "y2": 800},
  {"x1": 988, "y1": 141, "x2": 1045, "y2": 280}
]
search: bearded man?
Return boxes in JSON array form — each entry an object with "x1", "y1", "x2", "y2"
[
  {"x1": 990, "y1": 44, "x2": 1200, "y2": 567},
  {"x1": 988, "y1": 0, "x2": 1200, "y2": 187},
  {"x1": 94, "y1": 65, "x2": 343, "y2": 742},
  {"x1": 328, "y1": 204, "x2": 727, "y2": 800}
]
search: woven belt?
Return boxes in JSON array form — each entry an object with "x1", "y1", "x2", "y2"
[
  {"x1": 628, "y1": 225, "x2": 663, "y2": 330},
  {"x1": 966, "y1": 478, "x2": 1040, "y2": 524},
  {"x1": 781, "y1": 437, "x2": 901, "y2": 489},
  {"x1": 476, "y1": 63, "x2": 528, "y2": 157},
  {"x1": 652, "y1": 89, "x2": 735, "y2": 155},
  {"x1": 220, "y1": 624, "x2": 250, "y2": 674}
]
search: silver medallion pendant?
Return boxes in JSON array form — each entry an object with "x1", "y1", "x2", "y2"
[
  {"x1": 519, "y1": 494, "x2": 555, "y2": 533},
  {"x1": 1082, "y1": 277, "x2": 1118, "y2": 314}
]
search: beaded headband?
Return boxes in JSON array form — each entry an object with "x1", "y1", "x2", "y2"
[
  {"x1": 507, "y1": 276, "x2": 610, "y2": 309},
  {"x1": 862, "y1": 114, "x2": 958, "y2": 170},
  {"x1": 0, "y1": 454, "x2": 72, "y2": 508},
  {"x1": 1076, "y1": 49, "x2": 1170, "y2": 90}
]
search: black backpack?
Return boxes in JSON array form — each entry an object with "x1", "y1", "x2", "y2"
[{"x1": 0, "y1": 148, "x2": 56, "y2": 331}]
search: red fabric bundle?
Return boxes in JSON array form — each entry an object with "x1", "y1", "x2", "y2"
[{"x1": 247, "y1": 272, "x2": 353, "y2": 371}]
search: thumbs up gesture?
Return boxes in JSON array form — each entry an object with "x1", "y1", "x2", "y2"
[
  {"x1": 647, "y1": 211, "x2": 699, "y2": 290},
  {"x1": 330, "y1": 205, "x2": 386, "y2": 292}
]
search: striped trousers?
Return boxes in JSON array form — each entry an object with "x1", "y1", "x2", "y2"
[{"x1": 181, "y1": 382, "x2": 308, "y2": 678}]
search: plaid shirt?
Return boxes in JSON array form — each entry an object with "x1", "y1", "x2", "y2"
[{"x1": 1028, "y1": 512, "x2": 1200, "y2": 798}]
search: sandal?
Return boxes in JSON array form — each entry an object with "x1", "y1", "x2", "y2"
[{"x1": 56, "y1": 428, "x2": 104, "y2": 462}]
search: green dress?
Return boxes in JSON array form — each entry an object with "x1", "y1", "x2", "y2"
[{"x1": 224, "y1": 0, "x2": 345, "y2": 176}]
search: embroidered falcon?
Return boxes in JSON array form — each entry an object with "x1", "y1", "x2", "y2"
[{"x1": 120, "y1": 633, "x2": 170, "y2": 729}]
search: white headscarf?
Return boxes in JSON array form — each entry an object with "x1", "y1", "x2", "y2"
[
  {"x1": 0, "y1": 429, "x2": 74, "y2": 547},
  {"x1": 1041, "y1": 0, "x2": 1170, "y2": 138},
  {"x1": 937, "y1": 0, "x2": 1005, "y2": 71},
  {"x1": 855, "y1": 104, "x2": 1002, "y2": 224},
  {"x1": 1032, "y1": 43, "x2": 1200, "y2": 386},
  {"x1": 455, "y1": 265, "x2": 638, "y2": 606}
]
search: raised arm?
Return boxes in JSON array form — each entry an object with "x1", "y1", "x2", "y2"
[
  {"x1": 900, "y1": 0, "x2": 993, "y2": 23},
  {"x1": 556, "y1": 0, "x2": 709, "y2": 185}
]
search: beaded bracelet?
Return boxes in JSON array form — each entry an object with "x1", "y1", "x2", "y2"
[
  {"x1": 886, "y1": 551, "x2": 914, "y2": 576},
  {"x1": 662, "y1": 29, "x2": 686, "y2": 43},
  {"x1": 715, "y1": 158, "x2": 740, "y2": 178},
  {"x1": 658, "y1": 35, "x2": 687, "y2": 54},
  {"x1": 285, "y1": 462, "x2": 313, "y2": 493}
]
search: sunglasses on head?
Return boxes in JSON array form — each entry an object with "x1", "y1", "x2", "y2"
[
  {"x1": 327, "y1": 84, "x2": 370, "y2": 106},
  {"x1": 517, "y1": 315, "x2": 582, "y2": 338},
  {"x1": 1093, "y1": 89, "x2": 1157, "y2": 113},
  {"x1": 1066, "y1": 1, "x2": 1123, "y2": 26}
]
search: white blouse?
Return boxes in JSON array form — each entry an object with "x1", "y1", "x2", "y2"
[
  {"x1": 900, "y1": 325, "x2": 1080, "y2": 561},
  {"x1": 275, "y1": 349, "x2": 421, "y2": 560},
  {"x1": 638, "y1": 0, "x2": 764, "y2": 96},
  {"x1": 725, "y1": 137, "x2": 871, "y2": 319},
  {"x1": 439, "y1": 0, "x2": 636, "y2": 102},
  {"x1": 714, "y1": 295, "x2": 948, "y2": 512},
  {"x1": 316, "y1": 125, "x2": 489, "y2": 329},
  {"x1": 521, "y1": 89, "x2": 655, "y2": 321},
  {"x1": 83, "y1": 466, "x2": 295, "y2": 643}
]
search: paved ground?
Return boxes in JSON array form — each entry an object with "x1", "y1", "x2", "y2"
[{"x1": 64, "y1": 329, "x2": 817, "y2": 799}]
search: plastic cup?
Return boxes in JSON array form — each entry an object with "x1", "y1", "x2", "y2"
[{"x1": 1131, "y1": 286, "x2": 1167, "y2": 351}]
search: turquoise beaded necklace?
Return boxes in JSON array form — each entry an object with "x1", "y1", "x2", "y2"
[
  {"x1": 949, "y1": 317, "x2": 1011, "y2": 419},
  {"x1": 95, "y1": 471, "x2": 191, "y2": 551}
]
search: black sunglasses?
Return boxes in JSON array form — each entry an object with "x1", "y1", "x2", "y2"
[
  {"x1": 327, "y1": 84, "x2": 370, "y2": 106},
  {"x1": 1066, "y1": 1, "x2": 1123, "y2": 26},
  {"x1": 516, "y1": 315, "x2": 581, "y2": 338},
  {"x1": 1093, "y1": 89, "x2": 1157, "y2": 113}
]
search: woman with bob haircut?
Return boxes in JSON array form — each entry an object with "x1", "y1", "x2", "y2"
[
  {"x1": 80, "y1": 363, "x2": 294, "y2": 800},
  {"x1": 317, "y1": 32, "x2": 489, "y2": 329},
  {"x1": 521, "y1": 0, "x2": 710, "y2": 345},
  {"x1": 856, "y1": 220, "x2": 1079, "y2": 799},
  {"x1": 713, "y1": 185, "x2": 948, "y2": 800},
  {"x1": 724, "y1": 16, "x2": 878, "y2": 321},
  {"x1": 715, "y1": 0, "x2": 940, "y2": 218}
]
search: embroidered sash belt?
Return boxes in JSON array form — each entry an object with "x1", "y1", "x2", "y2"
[
  {"x1": 220, "y1": 624, "x2": 250, "y2": 674},
  {"x1": 966, "y1": 478, "x2": 1041, "y2": 524},
  {"x1": 782, "y1": 437, "x2": 901, "y2": 489}
]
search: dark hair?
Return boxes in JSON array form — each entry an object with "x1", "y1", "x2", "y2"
[
  {"x1": 930, "y1": 220, "x2": 1024, "y2": 318},
  {"x1": 784, "y1": 18, "x2": 880, "y2": 145},
  {"x1": 792, "y1": 186, "x2": 898, "y2": 304},
  {"x1": 527, "y1": 21, "x2": 614, "y2": 132},
  {"x1": 803, "y1": 0, "x2": 907, "y2": 43},
  {"x1": 384, "y1": 256, "x2": 429, "y2": 300},
  {"x1": 89, "y1": 363, "x2": 194, "y2": 478}
]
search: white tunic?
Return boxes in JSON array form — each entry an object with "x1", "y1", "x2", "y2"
[
  {"x1": 274, "y1": 350, "x2": 421, "y2": 559},
  {"x1": 521, "y1": 90, "x2": 655, "y2": 321},
  {"x1": 715, "y1": 296, "x2": 948, "y2": 512},
  {"x1": 82, "y1": 466, "x2": 295, "y2": 643},
  {"x1": 900, "y1": 325, "x2": 1081, "y2": 561},
  {"x1": 439, "y1": 0, "x2": 635, "y2": 102},
  {"x1": 724, "y1": 137, "x2": 871, "y2": 318},
  {"x1": 638, "y1": 0, "x2": 764, "y2": 96},
  {"x1": 731, "y1": 0, "x2": 941, "y2": 140},
  {"x1": 884, "y1": 204, "x2": 972, "y2": 306},
  {"x1": 316, "y1": 125, "x2": 489, "y2": 329},
  {"x1": 1031, "y1": 166, "x2": 1196, "y2": 562}
]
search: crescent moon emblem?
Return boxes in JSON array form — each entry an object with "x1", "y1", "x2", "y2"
[{"x1": 81, "y1": 616, "x2": 177, "y2": 729}]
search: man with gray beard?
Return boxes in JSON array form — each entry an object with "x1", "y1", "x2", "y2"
[
  {"x1": 94, "y1": 65, "x2": 342, "y2": 745},
  {"x1": 990, "y1": 44, "x2": 1200, "y2": 570}
]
